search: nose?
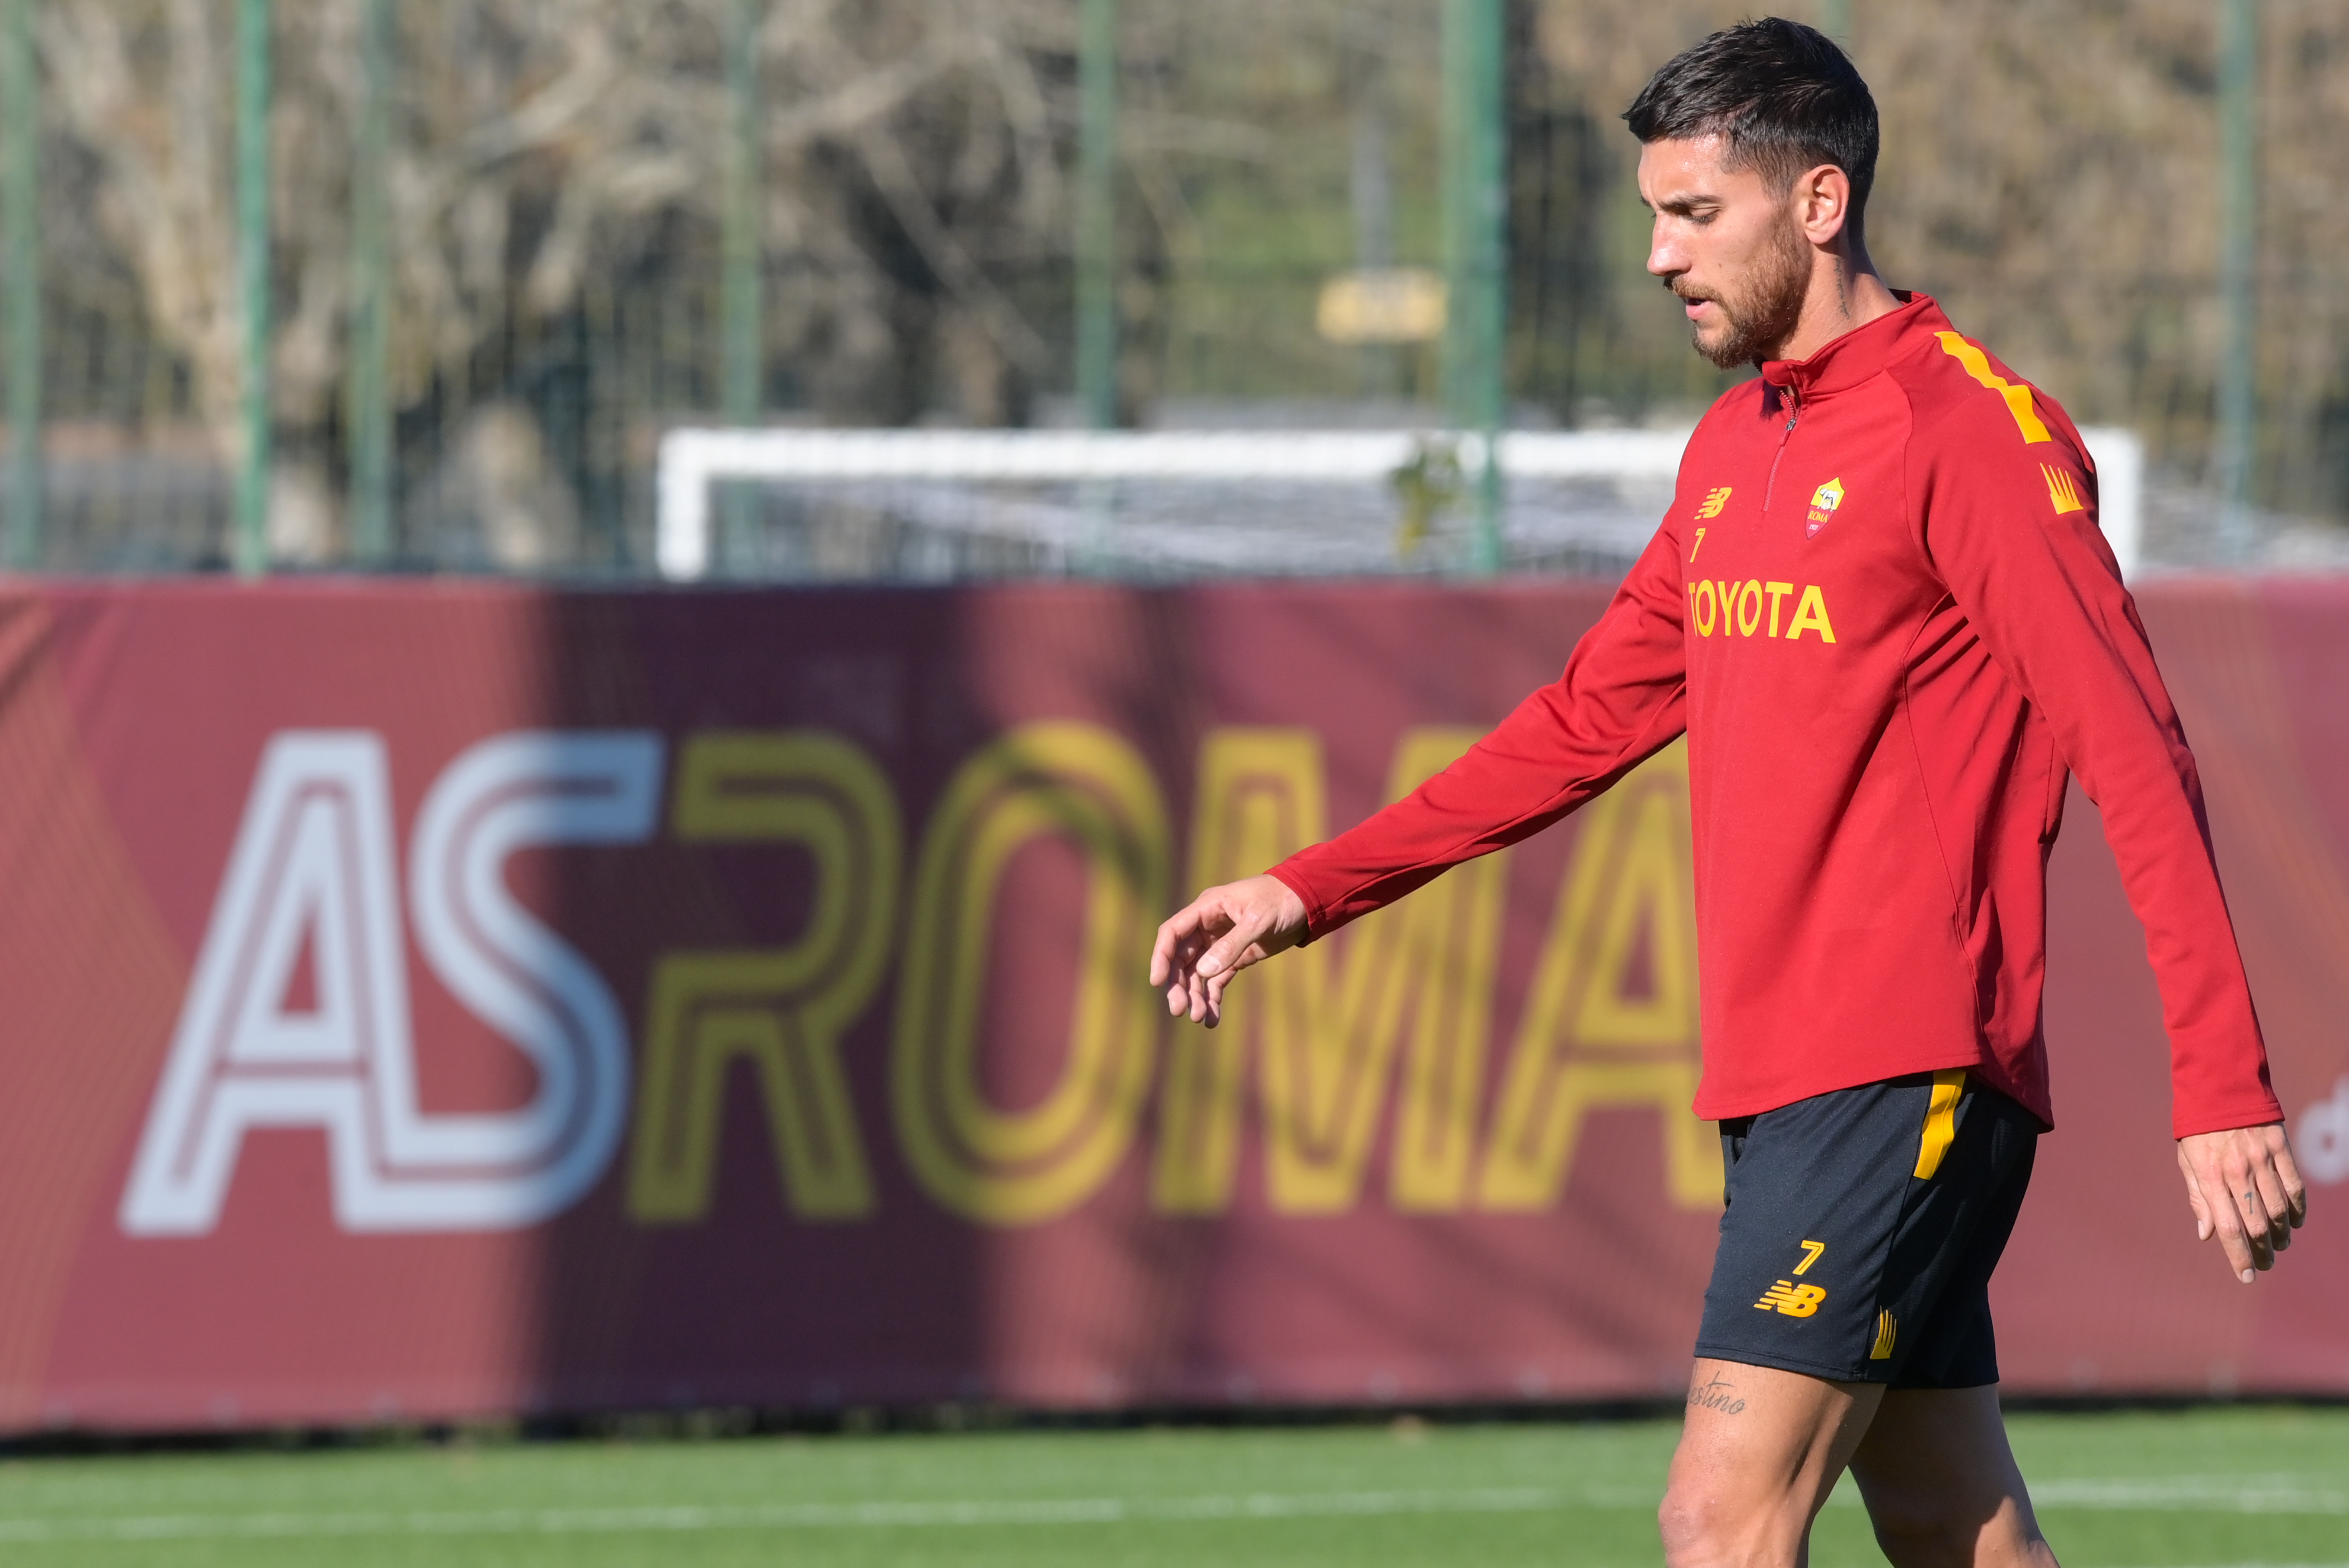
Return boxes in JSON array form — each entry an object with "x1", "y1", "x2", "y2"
[{"x1": 1646, "y1": 215, "x2": 1684, "y2": 281}]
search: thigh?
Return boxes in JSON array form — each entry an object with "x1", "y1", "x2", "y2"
[
  {"x1": 1661, "y1": 1358, "x2": 1882, "y2": 1568},
  {"x1": 1849, "y1": 1385, "x2": 2057, "y2": 1568}
]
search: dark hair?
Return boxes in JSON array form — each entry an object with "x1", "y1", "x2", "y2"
[{"x1": 1624, "y1": 18, "x2": 1878, "y2": 238}]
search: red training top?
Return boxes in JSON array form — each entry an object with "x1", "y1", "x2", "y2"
[{"x1": 1269, "y1": 294, "x2": 2279, "y2": 1138}]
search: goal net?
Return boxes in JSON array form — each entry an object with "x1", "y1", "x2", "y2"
[{"x1": 655, "y1": 427, "x2": 2142, "y2": 584}]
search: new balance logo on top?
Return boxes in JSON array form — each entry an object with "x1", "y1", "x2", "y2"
[{"x1": 1754, "y1": 1280, "x2": 1828, "y2": 1317}]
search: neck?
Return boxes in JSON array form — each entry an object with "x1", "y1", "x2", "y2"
[{"x1": 1766, "y1": 241, "x2": 1901, "y2": 363}]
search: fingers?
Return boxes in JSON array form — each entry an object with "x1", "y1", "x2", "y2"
[
  {"x1": 1187, "y1": 919, "x2": 1270, "y2": 1027},
  {"x1": 2274, "y1": 1137, "x2": 2310, "y2": 1229},
  {"x1": 1172, "y1": 929, "x2": 1227, "y2": 1026},
  {"x1": 1195, "y1": 921, "x2": 1259, "y2": 982},
  {"x1": 2247, "y1": 1128, "x2": 2309, "y2": 1270},
  {"x1": 1152, "y1": 900, "x2": 1230, "y2": 1022},
  {"x1": 2228, "y1": 1127, "x2": 2315, "y2": 1269},
  {"x1": 2248, "y1": 1157, "x2": 2294, "y2": 1255},
  {"x1": 2213, "y1": 1157, "x2": 2271, "y2": 1280},
  {"x1": 2181, "y1": 1159, "x2": 2214, "y2": 1243},
  {"x1": 2177, "y1": 1140, "x2": 2255, "y2": 1281},
  {"x1": 1150, "y1": 903, "x2": 1216, "y2": 990},
  {"x1": 1149, "y1": 876, "x2": 1308, "y2": 1028},
  {"x1": 2249, "y1": 1121, "x2": 2311, "y2": 1231},
  {"x1": 1163, "y1": 921, "x2": 1259, "y2": 1028},
  {"x1": 2212, "y1": 1188, "x2": 2260, "y2": 1284},
  {"x1": 1162, "y1": 929, "x2": 1202, "y2": 1018},
  {"x1": 2178, "y1": 1125, "x2": 2312, "y2": 1284},
  {"x1": 2235, "y1": 1178, "x2": 2278, "y2": 1273}
]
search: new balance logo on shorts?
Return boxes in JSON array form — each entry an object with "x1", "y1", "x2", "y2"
[
  {"x1": 1755, "y1": 1281, "x2": 1827, "y2": 1316},
  {"x1": 1753, "y1": 1237, "x2": 1829, "y2": 1316}
]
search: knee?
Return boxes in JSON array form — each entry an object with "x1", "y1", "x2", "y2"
[
  {"x1": 1658, "y1": 1479, "x2": 1766, "y2": 1568},
  {"x1": 1657, "y1": 1486, "x2": 1715, "y2": 1568},
  {"x1": 1867, "y1": 1512, "x2": 1974, "y2": 1568},
  {"x1": 1865, "y1": 1490, "x2": 2030, "y2": 1568}
]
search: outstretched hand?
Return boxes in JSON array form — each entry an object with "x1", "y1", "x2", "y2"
[
  {"x1": 1148, "y1": 874, "x2": 1310, "y2": 1027},
  {"x1": 2177, "y1": 1122, "x2": 2308, "y2": 1284}
]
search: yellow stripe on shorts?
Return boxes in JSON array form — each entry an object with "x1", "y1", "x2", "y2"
[
  {"x1": 1870, "y1": 1310, "x2": 1898, "y2": 1361},
  {"x1": 1913, "y1": 1070, "x2": 1966, "y2": 1179}
]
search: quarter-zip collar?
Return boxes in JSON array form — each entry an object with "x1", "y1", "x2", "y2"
[{"x1": 1758, "y1": 290, "x2": 1949, "y2": 403}]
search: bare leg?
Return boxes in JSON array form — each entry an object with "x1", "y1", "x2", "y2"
[
  {"x1": 1848, "y1": 1385, "x2": 2059, "y2": 1568},
  {"x1": 1659, "y1": 1358, "x2": 1884, "y2": 1568}
]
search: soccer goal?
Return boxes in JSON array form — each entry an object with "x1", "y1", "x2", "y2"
[{"x1": 655, "y1": 425, "x2": 2143, "y2": 584}]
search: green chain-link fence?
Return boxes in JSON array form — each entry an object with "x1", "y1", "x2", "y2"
[{"x1": 0, "y1": 0, "x2": 2342, "y2": 577}]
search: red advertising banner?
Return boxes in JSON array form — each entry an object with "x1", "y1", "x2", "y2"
[{"x1": 0, "y1": 576, "x2": 2341, "y2": 1432}]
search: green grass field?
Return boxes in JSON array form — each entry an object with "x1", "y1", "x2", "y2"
[{"x1": 0, "y1": 1406, "x2": 2339, "y2": 1566}]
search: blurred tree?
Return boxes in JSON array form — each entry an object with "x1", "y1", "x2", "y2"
[
  {"x1": 14, "y1": 0, "x2": 2349, "y2": 568},
  {"x1": 1535, "y1": 0, "x2": 2349, "y2": 519},
  {"x1": 32, "y1": 0, "x2": 1174, "y2": 562}
]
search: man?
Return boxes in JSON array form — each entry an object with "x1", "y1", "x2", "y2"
[{"x1": 1148, "y1": 18, "x2": 2308, "y2": 1568}]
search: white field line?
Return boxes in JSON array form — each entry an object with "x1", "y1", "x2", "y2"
[
  {"x1": 1821, "y1": 1471, "x2": 2345, "y2": 1515},
  {"x1": 0, "y1": 1485, "x2": 1656, "y2": 1544},
  {"x1": 0, "y1": 1471, "x2": 2335, "y2": 1545},
  {"x1": 2028, "y1": 1474, "x2": 2347, "y2": 1513}
]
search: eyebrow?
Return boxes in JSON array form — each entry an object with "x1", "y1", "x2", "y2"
[{"x1": 1641, "y1": 191, "x2": 1723, "y2": 216}]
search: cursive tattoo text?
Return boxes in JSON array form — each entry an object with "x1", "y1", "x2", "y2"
[{"x1": 1688, "y1": 1374, "x2": 1746, "y2": 1416}]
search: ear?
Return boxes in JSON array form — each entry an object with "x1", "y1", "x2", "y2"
[{"x1": 1791, "y1": 164, "x2": 1854, "y2": 248}]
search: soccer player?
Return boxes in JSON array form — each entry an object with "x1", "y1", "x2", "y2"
[{"x1": 1148, "y1": 18, "x2": 2308, "y2": 1568}]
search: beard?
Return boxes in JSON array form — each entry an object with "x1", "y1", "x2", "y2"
[{"x1": 1672, "y1": 217, "x2": 1812, "y2": 369}]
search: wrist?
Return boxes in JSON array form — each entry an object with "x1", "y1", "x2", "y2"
[{"x1": 1261, "y1": 869, "x2": 1311, "y2": 935}]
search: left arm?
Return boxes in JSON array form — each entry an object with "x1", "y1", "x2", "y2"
[{"x1": 1912, "y1": 403, "x2": 2306, "y2": 1281}]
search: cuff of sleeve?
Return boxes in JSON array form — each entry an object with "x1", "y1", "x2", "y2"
[
  {"x1": 1265, "y1": 863, "x2": 1324, "y2": 947},
  {"x1": 2171, "y1": 1097, "x2": 2287, "y2": 1141}
]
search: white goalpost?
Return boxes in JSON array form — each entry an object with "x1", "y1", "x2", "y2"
[{"x1": 655, "y1": 425, "x2": 2142, "y2": 583}]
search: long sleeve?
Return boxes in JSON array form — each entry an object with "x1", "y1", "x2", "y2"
[
  {"x1": 1909, "y1": 401, "x2": 2281, "y2": 1138},
  {"x1": 1269, "y1": 519, "x2": 1691, "y2": 939}
]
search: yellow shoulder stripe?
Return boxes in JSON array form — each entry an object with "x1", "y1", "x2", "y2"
[{"x1": 1934, "y1": 332, "x2": 2052, "y2": 445}]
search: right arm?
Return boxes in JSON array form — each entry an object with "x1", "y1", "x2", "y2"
[{"x1": 1150, "y1": 523, "x2": 1691, "y2": 1024}]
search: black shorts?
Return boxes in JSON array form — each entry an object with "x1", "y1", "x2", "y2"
[{"x1": 1694, "y1": 1070, "x2": 2038, "y2": 1388}]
